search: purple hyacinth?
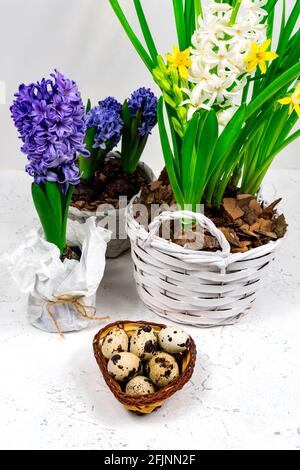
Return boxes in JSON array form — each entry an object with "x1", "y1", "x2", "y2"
[
  {"x1": 86, "y1": 98, "x2": 123, "y2": 151},
  {"x1": 10, "y1": 70, "x2": 88, "y2": 191},
  {"x1": 128, "y1": 87, "x2": 157, "y2": 136}
]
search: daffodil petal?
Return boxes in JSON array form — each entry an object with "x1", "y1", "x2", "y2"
[
  {"x1": 247, "y1": 61, "x2": 258, "y2": 73},
  {"x1": 167, "y1": 54, "x2": 174, "y2": 64},
  {"x1": 278, "y1": 97, "x2": 292, "y2": 105},
  {"x1": 259, "y1": 60, "x2": 267, "y2": 74},
  {"x1": 179, "y1": 65, "x2": 188, "y2": 79},
  {"x1": 182, "y1": 48, "x2": 191, "y2": 59},
  {"x1": 261, "y1": 39, "x2": 271, "y2": 52},
  {"x1": 294, "y1": 103, "x2": 300, "y2": 118},
  {"x1": 265, "y1": 52, "x2": 278, "y2": 61},
  {"x1": 250, "y1": 43, "x2": 259, "y2": 53},
  {"x1": 173, "y1": 45, "x2": 179, "y2": 55},
  {"x1": 244, "y1": 54, "x2": 255, "y2": 62}
]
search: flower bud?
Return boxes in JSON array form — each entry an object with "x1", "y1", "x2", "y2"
[
  {"x1": 171, "y1": 117, "x2": 184, "y2": 138},
  {"x1": 177, "y1": 106, "x2": 187, "y2": 122},
  {"x1": 162, "y1": 92, "x2": 177, "y2": 109},
  {"x1": 170, "y1": 67, "x2": 179, "y2": 86},
  {"x1": 160, "y1": 79, "x2": 172, "y2": 93},
  {"x1": 157, "y1": 55, "x2": 168, "y2": 74},
  {"x1": 173, "y1": 85, "x2": 183, "y2": 104}
]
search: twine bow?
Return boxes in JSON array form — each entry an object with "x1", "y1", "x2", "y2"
[{"x1": 47, "y1": 294, "x2": 109, "y2": 339}]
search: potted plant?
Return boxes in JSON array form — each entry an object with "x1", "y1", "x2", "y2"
[
  {"x1": 69, "y1": 88, "x2": 157, "y2": 258},
  {"x1": 8, "y1": 70, "x2": 110, "y2": 337},
  {"x1": 110, "y1": 0, "x2": 299, "y2": 326}
]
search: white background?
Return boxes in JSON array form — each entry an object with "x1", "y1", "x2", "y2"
[{"x1": 0, "y1": 0, "x2": 298, "y2": 175}]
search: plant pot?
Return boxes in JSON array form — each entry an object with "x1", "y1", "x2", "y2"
[
  {"x1": 93, "y1": 320, "x2": 196, "y2": 414},
  {"x1": 69, "y1": 157, "x2": 156, "y2": 259},
  {"x1": 5, "y1": 218, "x2": 111, "y2": 336},
  {"x1": 126, "y1": 199, "x2": 286, "y2": 328}
]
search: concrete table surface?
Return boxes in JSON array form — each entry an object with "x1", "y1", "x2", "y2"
[{"x1": 0, "y1": 169, "x2": 299, "y2": 450}]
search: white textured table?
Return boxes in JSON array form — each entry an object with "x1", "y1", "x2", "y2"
[{"x1": 0, "y1": 169, "x2": 299, "y2": 451}]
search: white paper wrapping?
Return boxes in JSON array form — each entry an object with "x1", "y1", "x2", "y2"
[{"x1": 3, "y1": 218, "x2": 111, "y2": 334}]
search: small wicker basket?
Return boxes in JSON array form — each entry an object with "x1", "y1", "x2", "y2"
[{"x1": 93, "y1": 320, "x2": 197, "y2": 414}]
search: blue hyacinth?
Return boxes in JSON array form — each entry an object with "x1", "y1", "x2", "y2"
[
  {"x1": 128, "y1": 87, "x2": 158, "y2": 136},
  {"x1": 86, "y1": 98, "x2": 124, "y2": 151}
]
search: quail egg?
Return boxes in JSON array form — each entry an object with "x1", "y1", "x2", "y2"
[
  {"x1": 129, "y1": 325, "x2": 158, "y2": 361},
  {"x1": 101, "y1": 328, "x2": 129, "y2": 360},
  {"x1": 107, "y1": 352, "x2": 142, "y2": 382},
  {"x1": 158, "y1": 326, "x2": 190, "y2": 354},
  {"x1": 148, "y1": 352, "x2": 179, "y2": 388},
  {"x1": 125, "y1": 376, "x2": 155, "y2": 396}
]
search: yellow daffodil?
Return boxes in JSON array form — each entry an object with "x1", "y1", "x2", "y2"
[
  {"x1": 244, "y1": 39, "x2": 278, "y2": 74},
  {"x1": 166, "y1": 45, "x2": 192, "y2": 79},
  {"x1": 278, "y1": 84, "x2": 300, "y2": 118}
]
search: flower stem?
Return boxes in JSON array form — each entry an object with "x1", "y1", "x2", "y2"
[{"x1": 229, "y1": 0, "x2": 242, "y2": 26}]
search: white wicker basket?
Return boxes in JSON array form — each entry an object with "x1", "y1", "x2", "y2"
[
  {"x1": 126, "y1": 199, "x2": 285, "y2": 327},
  {"x1": 69, "y1": 160, "x2": 155, "y2": 258}
]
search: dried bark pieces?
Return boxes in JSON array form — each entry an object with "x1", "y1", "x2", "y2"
[
  {"x1": 223, "y1": 198, "x2": 245, "y2": 221},
  {"x1": 135, "y1": 173, "x2": 288, "y2": 253}
]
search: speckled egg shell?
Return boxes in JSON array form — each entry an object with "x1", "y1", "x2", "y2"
[
  {"x1": 148, "y1": 352, "x2": 179, "y2": 388},
  {"x1": 125, "y1": 376, "x2": 155, "y2": 396},
  {"x1": 129, "y1": 325, "x2": 158, "y2": 361},
  {"x1": 158, "y1": 326, "x2": 190, "y2": 354},
  {"x1": 107, "y1": 352, "x2": 142, "y2": 382},
  {"x1": 101, "y1": 328, "x2": 129, "y2": 360}
]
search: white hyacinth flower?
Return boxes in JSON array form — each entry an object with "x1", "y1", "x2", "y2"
[
  {"x1": 182, "y1": 0, "x2": 268, "y2": 125},
  {"x1": 202, "y1": 42, "x2": 244, "y2": 74},
  {"x1": 240, "y1": 0, "x2": 268, "y2": 22},
  {"x1": 217, "y1": 107, "x2": 238, "y2": 128}
]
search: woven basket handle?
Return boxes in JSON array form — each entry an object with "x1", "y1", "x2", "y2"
[{"x1": 146, "y1": 210, "x2": 231, "y2": 253}]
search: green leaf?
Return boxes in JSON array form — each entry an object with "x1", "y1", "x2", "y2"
[
  {"x1": 193, "y1": 0, "x2": 203, "y2": 19},
  {"x1": 45, "y1": 181, "x2": 63, "y2": 237},
  {"x1": 277, "y1": 0, "x2": 300, "y2": 56},
  {"x1": 86, "y1": 99, "x2": 92, "y2": 113},
  {"x1": 278, "y1": 109, "x2": 298, "y2": 143},
  {"x1": 109, "y1": 0, "x2": 154, "y2": 71},
  {"x1": 181, "y1": 112, "x2": 199, "y2": 199},
  {"x1": 80, "y1": 125, "x2": 96, "y2": 180},
  {"x1": 172, "y1": 0, "x2": 187, "y2": 50},
  {"x1": 31, "y1": 184, "x2": 62, "y2": 252},
  {"x1": 191, "y1": 109, "x2": 218, "y2": 205},
  {"x1": 157, "y1": 97, "x2": 184, "y2": 207},
  {"x1": 263, "y1": 1, "x2": 300, "y2": 87},
  {"x1": 133, "y1": 0, "x2": 158, "y2": 63},
  {"x1": 120, "y1": 100, "x2": 131, "y2": 171},
  {"x1": 210, "y1": 105, "x2": 246, "y2": 177},
  {"x1": 85, "y1": 126, "x2": 96, "y2": 151},
  {"x1": 271, "y1": 128, "x2": 300, "y2": 159},
  {"x1": 265, "y1": 0, "x2": 280, "y2": 13},
  {"x1": 245, "y1": 62, "x2": 300, "y2": 120},
  {"x1": 258, "y1": 106, "x2": 289, "y2": 163},
  {"x1": 61, "y1": 185, "x2": 74, "y2": 251},
  {"x1": 184, "y1": 0, "x2": 195, "y2": 44}
]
